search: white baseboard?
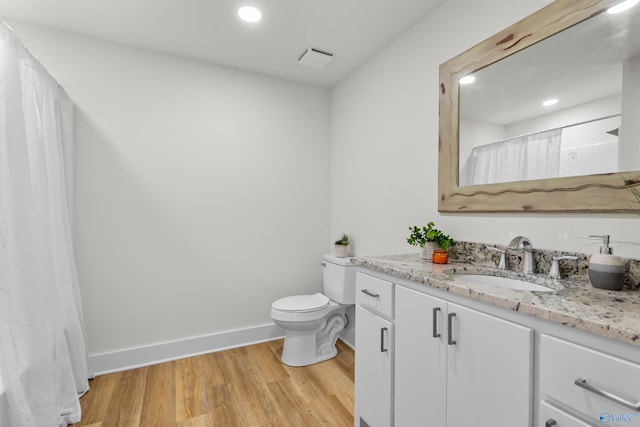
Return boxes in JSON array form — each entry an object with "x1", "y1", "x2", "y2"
[
  {"x1": 89, "y1": 323, "x2": 285, "y2": 375},
  {"x1": 340, "y1": 328, "x2": 355, "y2": 350}
]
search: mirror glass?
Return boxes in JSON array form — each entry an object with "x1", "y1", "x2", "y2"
[{"x1": 458, "y1": 2, "x2": 640, "y2": 187}]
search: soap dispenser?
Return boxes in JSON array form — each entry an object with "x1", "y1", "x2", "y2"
[{"x1": 588, "y1": 235, "x2": 625, "y2": 291}]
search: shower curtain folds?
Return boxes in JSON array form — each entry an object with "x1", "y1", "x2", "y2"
[
  {"x1": 464, "y1": 128, "x2": 562, "y2": 186},
  {"x1": 0, "y1": 20, "x2": 91, "y2": 426}
]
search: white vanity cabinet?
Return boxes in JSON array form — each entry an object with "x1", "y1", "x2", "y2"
[
  {"x1": 539, "y1": 334, "x2": 640, "y2": 426},
  {"x1": 394, "y1": 285, "x2": 534, "y2": 427},
  {"x1": 355, "y1": 272, "x2": 394, "y2": 427}
]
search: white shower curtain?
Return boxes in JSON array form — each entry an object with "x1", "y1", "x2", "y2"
[
  {"x1": 0, "y1": 21, "x2": 91, "y2": 426},
  {"x1": 464, "y1": 128, "x2": 562, "y2": 186}
]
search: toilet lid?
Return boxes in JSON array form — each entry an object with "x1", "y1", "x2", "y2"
[{"x1": 272, "y1": 293, "x2": 330, "y2": 313}]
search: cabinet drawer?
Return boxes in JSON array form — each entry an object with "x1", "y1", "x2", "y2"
[
  {"x1": 356, "y1": 272, "x2": 393, "y2": 318},
  {"x1": 539, "y1": 401, "x2": 594, "y2": 427},
  {"x1": 540, "y1": 334, "x2": 640, "y2": 421}
]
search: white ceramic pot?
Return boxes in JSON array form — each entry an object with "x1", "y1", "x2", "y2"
[
  {"x1": 335, "y1": 244, "x2": 350, "y2": 258},
  {"x1": 420, "y1": 242, "x2": 439, "y2": 260}
]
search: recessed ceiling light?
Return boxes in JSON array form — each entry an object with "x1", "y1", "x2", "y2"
[
  {"x1": 607, "y1": 0, "x2": 639, "y2": 14},
  {"x1": 459, "y1": 75, "x2": 475, "y2": 85},
  {"x1": 238, "y1": 6, "x2": 262, "y2": 23},
  {"x1": 542, "y1": 98, "x2": 558, "y2": 107}
]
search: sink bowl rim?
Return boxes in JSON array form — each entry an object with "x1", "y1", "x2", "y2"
[{"x1": 442, "y1": 269, "x2": 563, "y2": 292}]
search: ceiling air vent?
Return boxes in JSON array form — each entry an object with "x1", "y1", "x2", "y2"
[{"x1": 298, "y1": 48, "x2": 334, "y2": 70}]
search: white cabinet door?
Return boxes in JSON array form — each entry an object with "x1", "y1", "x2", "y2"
[
  {"x1": 446, "y1": 303, "x2": 533, "y2": 427},
  {"x1": 394, "y1": 286, "x2": 447, "y2": 427},
  {"x1": 355, "y1": 305, "x2": 393, "y2": 427}
]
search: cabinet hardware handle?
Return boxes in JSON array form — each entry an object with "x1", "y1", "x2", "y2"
[
  {"x1": 380, "y1": 327, "x2": 388, "y2": 352},
  {"x1": 432, "y1": 307, "x2": 441, "y2": 338},
  {"x1": 574, "y1": 378, "x2": 640, "y2": 411},
  {"x1": 447, "y1": 313, "x2": 457, "y2": 345},
  {"x1": 361, "y1": 289, "x2": 380, "y2": 298},
  {"x1": 545, "y1": 419, "x2": 556, "y2": 427}
]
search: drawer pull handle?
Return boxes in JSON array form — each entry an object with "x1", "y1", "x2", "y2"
[
  {"x1": 432, "y1": 307, "x2": 441, "y2": 338},
  {"x1": 380, "y1": 327, "x2": 388, "y2": 352},
  {"x1": 545, "y1": 419, "x2": 556, "y2": 427},
  {"x1": 574, "y1": 378, "x2": 640, "y2": 411},
  {"x1": 447, "y1": 312, "x2": 457, "y2": 345},
  {"x1": 361, "y1": 289, "x2": 380, "y2": 298}
]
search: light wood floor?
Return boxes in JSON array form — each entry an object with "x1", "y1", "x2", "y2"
[{"x1": 71, "y1": 339, "x2": 354, "y2": 427}]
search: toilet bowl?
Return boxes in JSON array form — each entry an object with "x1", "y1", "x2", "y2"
[{"x1": 270, "y1": 255, "x2": 356, "y2": 367}]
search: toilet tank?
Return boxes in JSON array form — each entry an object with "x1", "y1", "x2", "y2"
[{"x1": 322, "y1": 254, "x2": 356, "y2": 304}]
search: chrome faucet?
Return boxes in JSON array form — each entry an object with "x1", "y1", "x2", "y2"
[
  {"x1": 487, "y1": 246, "x2": 507, "y2": 270},
  {"x1": 507, "y1": 236, "x2": 534, "y2": 274}
]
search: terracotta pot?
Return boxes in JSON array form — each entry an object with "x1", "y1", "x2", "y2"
[{"x1": 432, "y1": 249, "x2": 449, "y2": 264}]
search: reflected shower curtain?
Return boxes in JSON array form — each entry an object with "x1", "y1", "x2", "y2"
[
  {"x1": 0, "y1": 21, "x2": 91, "y2": 426},
  {"x1": 465, "y1": 128, "x2": 562, "y2": 186}
]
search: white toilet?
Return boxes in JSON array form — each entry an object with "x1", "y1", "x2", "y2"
[{"x1": 270, "y1": 254, "x2": 356, "y2": 367}]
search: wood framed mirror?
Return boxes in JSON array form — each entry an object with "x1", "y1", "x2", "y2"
[{"x1": 439, "y1": 0, "x2": 640, "y2": 212}]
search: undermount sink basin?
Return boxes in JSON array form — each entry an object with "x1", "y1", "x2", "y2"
[{"x1": 452, "y1": 274, "x2": 555, "y2": 292}]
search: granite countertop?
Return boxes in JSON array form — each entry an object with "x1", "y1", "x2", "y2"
[{"x1": 353, "y1": 254, "x2": 640, "y2": 347}]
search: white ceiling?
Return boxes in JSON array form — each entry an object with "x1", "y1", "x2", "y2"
[{"x1": 0, "y1": 0, "x2": 445, "y2": 87}]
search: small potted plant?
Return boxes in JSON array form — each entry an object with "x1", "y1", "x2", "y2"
[
  {"x1": 432, "y1": 233, "x2": 455, "y2": 264},
  {"x1": 407, "y1": 222, "x2": 455, "y2": 263},
  {"x1": 334, "y1": 233, "x2": 351, "y2": 258}
]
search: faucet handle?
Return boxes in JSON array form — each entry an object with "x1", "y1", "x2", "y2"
[
  {"x1": 487, "y1": 246, "x2": 507, "y2": 270},
  {"x1": 548, "y1": 256, "x2": 579, "y2": 279}
]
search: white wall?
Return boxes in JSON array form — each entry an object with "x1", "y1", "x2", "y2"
[
  {"x1": 331, "y1": 0, "x2": 640, "y2": 259},
  {"x1": 9, "y1": 22, "x2": 331, "y2": 356}
]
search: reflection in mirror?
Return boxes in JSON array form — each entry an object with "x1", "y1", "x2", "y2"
[
  {"x1": 438, "y1": 0, "x2": 640, "y2": 212},
  {"x1": 458, "y1": 1, "x2": 640, "y2": 187}
]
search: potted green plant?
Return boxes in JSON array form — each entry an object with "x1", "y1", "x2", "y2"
[
  {"x1": 432, "y1": 233, "x2": 455, "y2": 264},
  {"x1": 334, "y1": 233, "x2": 351, "y2": 258},
  {"x1": 407, "y1": 222, "x2": 455, "y2": 262}
]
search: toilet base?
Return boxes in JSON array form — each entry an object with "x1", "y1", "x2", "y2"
[
  {"x1": 281, "y1": 332, "x2": 338, "y2": 367},
  {"x1": 279, "y1": 310, "x2": 346, "y2": 367}
]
